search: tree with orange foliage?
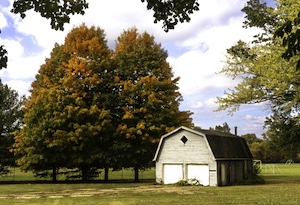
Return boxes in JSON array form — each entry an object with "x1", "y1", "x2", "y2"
[
  {"x1": 12, "y1": 24, "x2": 114, "y2": 181},
  {"x1": 113, "y1": 28, "x2": 193, "y2": 181},
  {"x1": 12, "y1": 25, "x2": 193, "y2": 182}
]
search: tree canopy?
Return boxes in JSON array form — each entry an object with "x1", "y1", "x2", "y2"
[
  {"x1": 10, "y1": 0, "x2": 199, "y2": 32},
  {"x1": 12, "y1": 24, "x2": 193, "y2": 181},
  {"x1": 216, "y1": 0, "x2": 300, "y2": 157},
  {"x1": 217, "y1": 0, "x2": 300, "y2": 114},
  {"x1": 112, "y1": 28, "x2": 193, "y2": 180},
  {"x1": 0, "y1": 80, "x2": 24, "y2": 175}
]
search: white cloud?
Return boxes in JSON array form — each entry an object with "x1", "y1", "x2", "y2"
[
  {"x1": 189, "y1": 101, "x2": 204, "y2": 109},
  {"x1": 1, "y1": 39, "x2": 24, "y2": 59},
  {"x1": 5, "y1": 79, "x2": 31, "y2": 97},
  {"x1": 0, "y1": 11, "x2": 8, "y2": 29}
]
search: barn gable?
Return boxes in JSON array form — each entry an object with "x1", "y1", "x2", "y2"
[{"x1": 154, "y1": 126, "x2": 253, "y2": 186}]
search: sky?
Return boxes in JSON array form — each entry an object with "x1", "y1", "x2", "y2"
[{"x1": 0, "y1": 0, "x2": 276, "y2": 137}]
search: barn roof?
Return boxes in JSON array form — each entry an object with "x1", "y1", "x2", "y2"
[
  {"x1": 201, "y1": 129, "x2": 253, "y2": 159},
  {"x1": 153, "y1": 126, "x2": 253, "y2": 161}
]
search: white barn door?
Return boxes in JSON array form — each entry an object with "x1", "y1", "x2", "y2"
[
  {"x1": 187, "y1": 164, "x2": 209, "y2": 186},
  {"x1": 163, "y1": 164, "x2": 183, "y2": 184}
]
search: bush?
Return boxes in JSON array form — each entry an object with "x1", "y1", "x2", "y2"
[{"x1": 175, "y1": 178, "x2": 203, "y2": 186}]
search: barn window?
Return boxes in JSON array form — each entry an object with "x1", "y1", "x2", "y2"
[{"x1": 180, "y1": 135, "x2": 188, "y2": 144}]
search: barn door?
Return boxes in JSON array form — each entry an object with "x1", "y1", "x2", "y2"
[
  {"x1": 187, "y1": 164, "x2": 209, "y2": 186},
  {"x1": 163, "y1": 164, "x2": 183, "y2": 184}
]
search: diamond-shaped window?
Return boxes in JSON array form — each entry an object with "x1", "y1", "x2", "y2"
[{"x1": 180, "y1": 135, "x2": 188, "y2": 144}]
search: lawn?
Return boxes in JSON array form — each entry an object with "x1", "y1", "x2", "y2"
[{"x1": 0, "y1": 164, "x2": 299, "y2": 205}]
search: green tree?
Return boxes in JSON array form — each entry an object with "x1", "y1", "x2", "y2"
[
  {"x1": 241, "y1": 133, "x2": 265, "y2": 161},
  {"x1": 12, "y1": 24, "x2": 114, "y2": 181},
  {"x1": 0, "y1": 45, "x2": 7, "y2": 70},
  {"x1": 11, "y1": 0, "x2": 199, "y2": 32},
  {"x1": 113, "y1": 28, "x2": 193, "y2": 181},
  {"x1": 0, "y1": 80, "x2": 24, "y2": 175},
  {"x1": 242, "y1": 133, "x2": 260, "y2": 145},
  {"x1": 264, "y1": 114, "x2": 300, "y2": 162},
  {"x1": 216, "y1": 0, "x2": 300, "y2": 155},
  {"x1": 214, "y1": 122, "x2": 231, "y2": 133},
  {"x1": 0, "y1": 29, "x2": 8, "y2": 70}
]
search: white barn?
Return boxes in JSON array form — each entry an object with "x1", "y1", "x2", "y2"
[{"x1": 153, "y1": 126, "x2": 253, "y2": 186}]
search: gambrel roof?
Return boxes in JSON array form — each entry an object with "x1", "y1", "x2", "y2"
[{"x1": 153, "y1": 126, "x2": 253, "y2": 161}]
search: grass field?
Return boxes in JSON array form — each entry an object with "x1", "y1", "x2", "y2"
[
  {"x1": 0, "y1": 167, "x2": 156, "y2": 181},
  {"x1": 0, "y1": 164, "x2": 299, "y2": 205}
]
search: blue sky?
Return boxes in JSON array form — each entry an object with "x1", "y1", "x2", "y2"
[{"x1": 0, "y1": 0, "x2": 275, "y2": 137}]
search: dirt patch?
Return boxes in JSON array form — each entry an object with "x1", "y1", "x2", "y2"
[{"x1": 0, "y1": 185, "x2": 203, "y2": 199}]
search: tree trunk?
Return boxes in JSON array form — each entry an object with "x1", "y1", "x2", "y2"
[
  {"x1": 81, "y1": 166, "x2": 88, "y2": 182},
  {"x1": 52, "y1": 165, "x2": 57, "y2": 182},
  {"x1": 104, "y1": 167, "x2": 109, "y2": 181},
  {"x1": 134, "y1": 167, "x2": 139, "y2": 182}
]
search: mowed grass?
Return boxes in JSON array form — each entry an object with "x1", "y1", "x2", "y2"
[
  {"x1": 0, "y1": 164, "x2": 299, "y2": 205},
  {"x1": 0, "y1": 167, "x2": 155, "y2": 181}
]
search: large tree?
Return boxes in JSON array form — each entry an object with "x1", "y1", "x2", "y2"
[
  {"x1": 0, "y1": 80, "x2": 24, "y2": 175},
  {"x1": 216, "y1": 0, "x2": 300, "y2": 156},
  {"x1": 113, "y1": 28, "x2": 193, "y2": 181},
  {"x1": 12, "y1": 24, "x2": 114, "y2": 181}
]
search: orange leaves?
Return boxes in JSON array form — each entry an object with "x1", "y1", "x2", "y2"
[
  {"x1": 64, "y1": 24, "x2": 108, "y2": 59},
  {"x1": 122, "y1": 111, "x2": 134, "y2": 119}
]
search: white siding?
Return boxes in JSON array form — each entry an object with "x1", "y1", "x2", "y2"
[{"x1": 155, "y1": 130, "x2": 217, "y2": 186}]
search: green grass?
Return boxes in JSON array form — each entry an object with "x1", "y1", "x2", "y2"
[
  {"x1": 0, "y1": 164, "x2": 299, "y2": 204},
  {"x1": 0, "y1": 167, "x2": 155, "y2": 181}
]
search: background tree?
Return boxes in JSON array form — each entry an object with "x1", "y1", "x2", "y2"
[
  {"x1": 113, "y1": 28, "x2": 193, "y2": 181},
  {"x1": 241, "y1": 133, "x2": 265, "y2": 161},
  {"x1": 264, "y1": 114, "x2": 300, "y2": 162},
  {"x1": 12, "y1": 24, "x2": 114, "y2": 181},
  {"x1": 214, "y1": 122, "x2": 231, "y2": 133},
  {"x1": 0, "y1": 80, "x2": 24, "y2": 175},
  {"x1": 216, "y1": 0, "x2": 300, "y2": 156}
]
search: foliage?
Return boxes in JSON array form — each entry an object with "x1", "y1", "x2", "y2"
[
  {"x1": 264, "y1": 114, "x2": 300, "y2": 162},
  {"x1": 0, "y1": 0, "x2": 200, "y2": 81},
  {"x1": 241, "y1": 0, "x2": 278, "y2": 42},
  {"x1": 0, "y1": 45, "x2": 8, "y2": 70},
  {"x1": 12, "y1": 24, "x2": 192, "y2": 181},
  {"x1": 10, "y1": 0, "x2": 199, "y2": 32},
  {"x1": 0, "y1": 165, "x2": 10, "y2": 176},
  {"x1": 12, "y1": 24, "x2": 114, "y2": 181},
  {"x1": 112, "y1": 28, "x2": 193, "y2": 181},
  {"x1": 175, "y1": 178, "x2": 203, "y2": 186},
  {"x1": 0, "y1": 80, "x2": 24, "y2": 175},
  {"x1": 216, "y1": 0, "x2": 300, "y2": 152},
  {"x1": 11, "y1": 0, "x2": 89, "y2": 31},
  {"x1": 214, "y1": 122, "x2": 231, "y2": 133},
  {"x1": 0, "y1": 29, "x2": 8, "y2": 70},
  {"x1": 242, "y1": 133, "x2": 261, "y2": 144},
  {"x1": 141, "y1": 0, "x2": 199, "y2": 31},
  {"x1": 275, "y1": 11, "x2": 300, "y2": 69},
  {"x1": 237, "y1": 163, "x2": 265, "y2": 185}
]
